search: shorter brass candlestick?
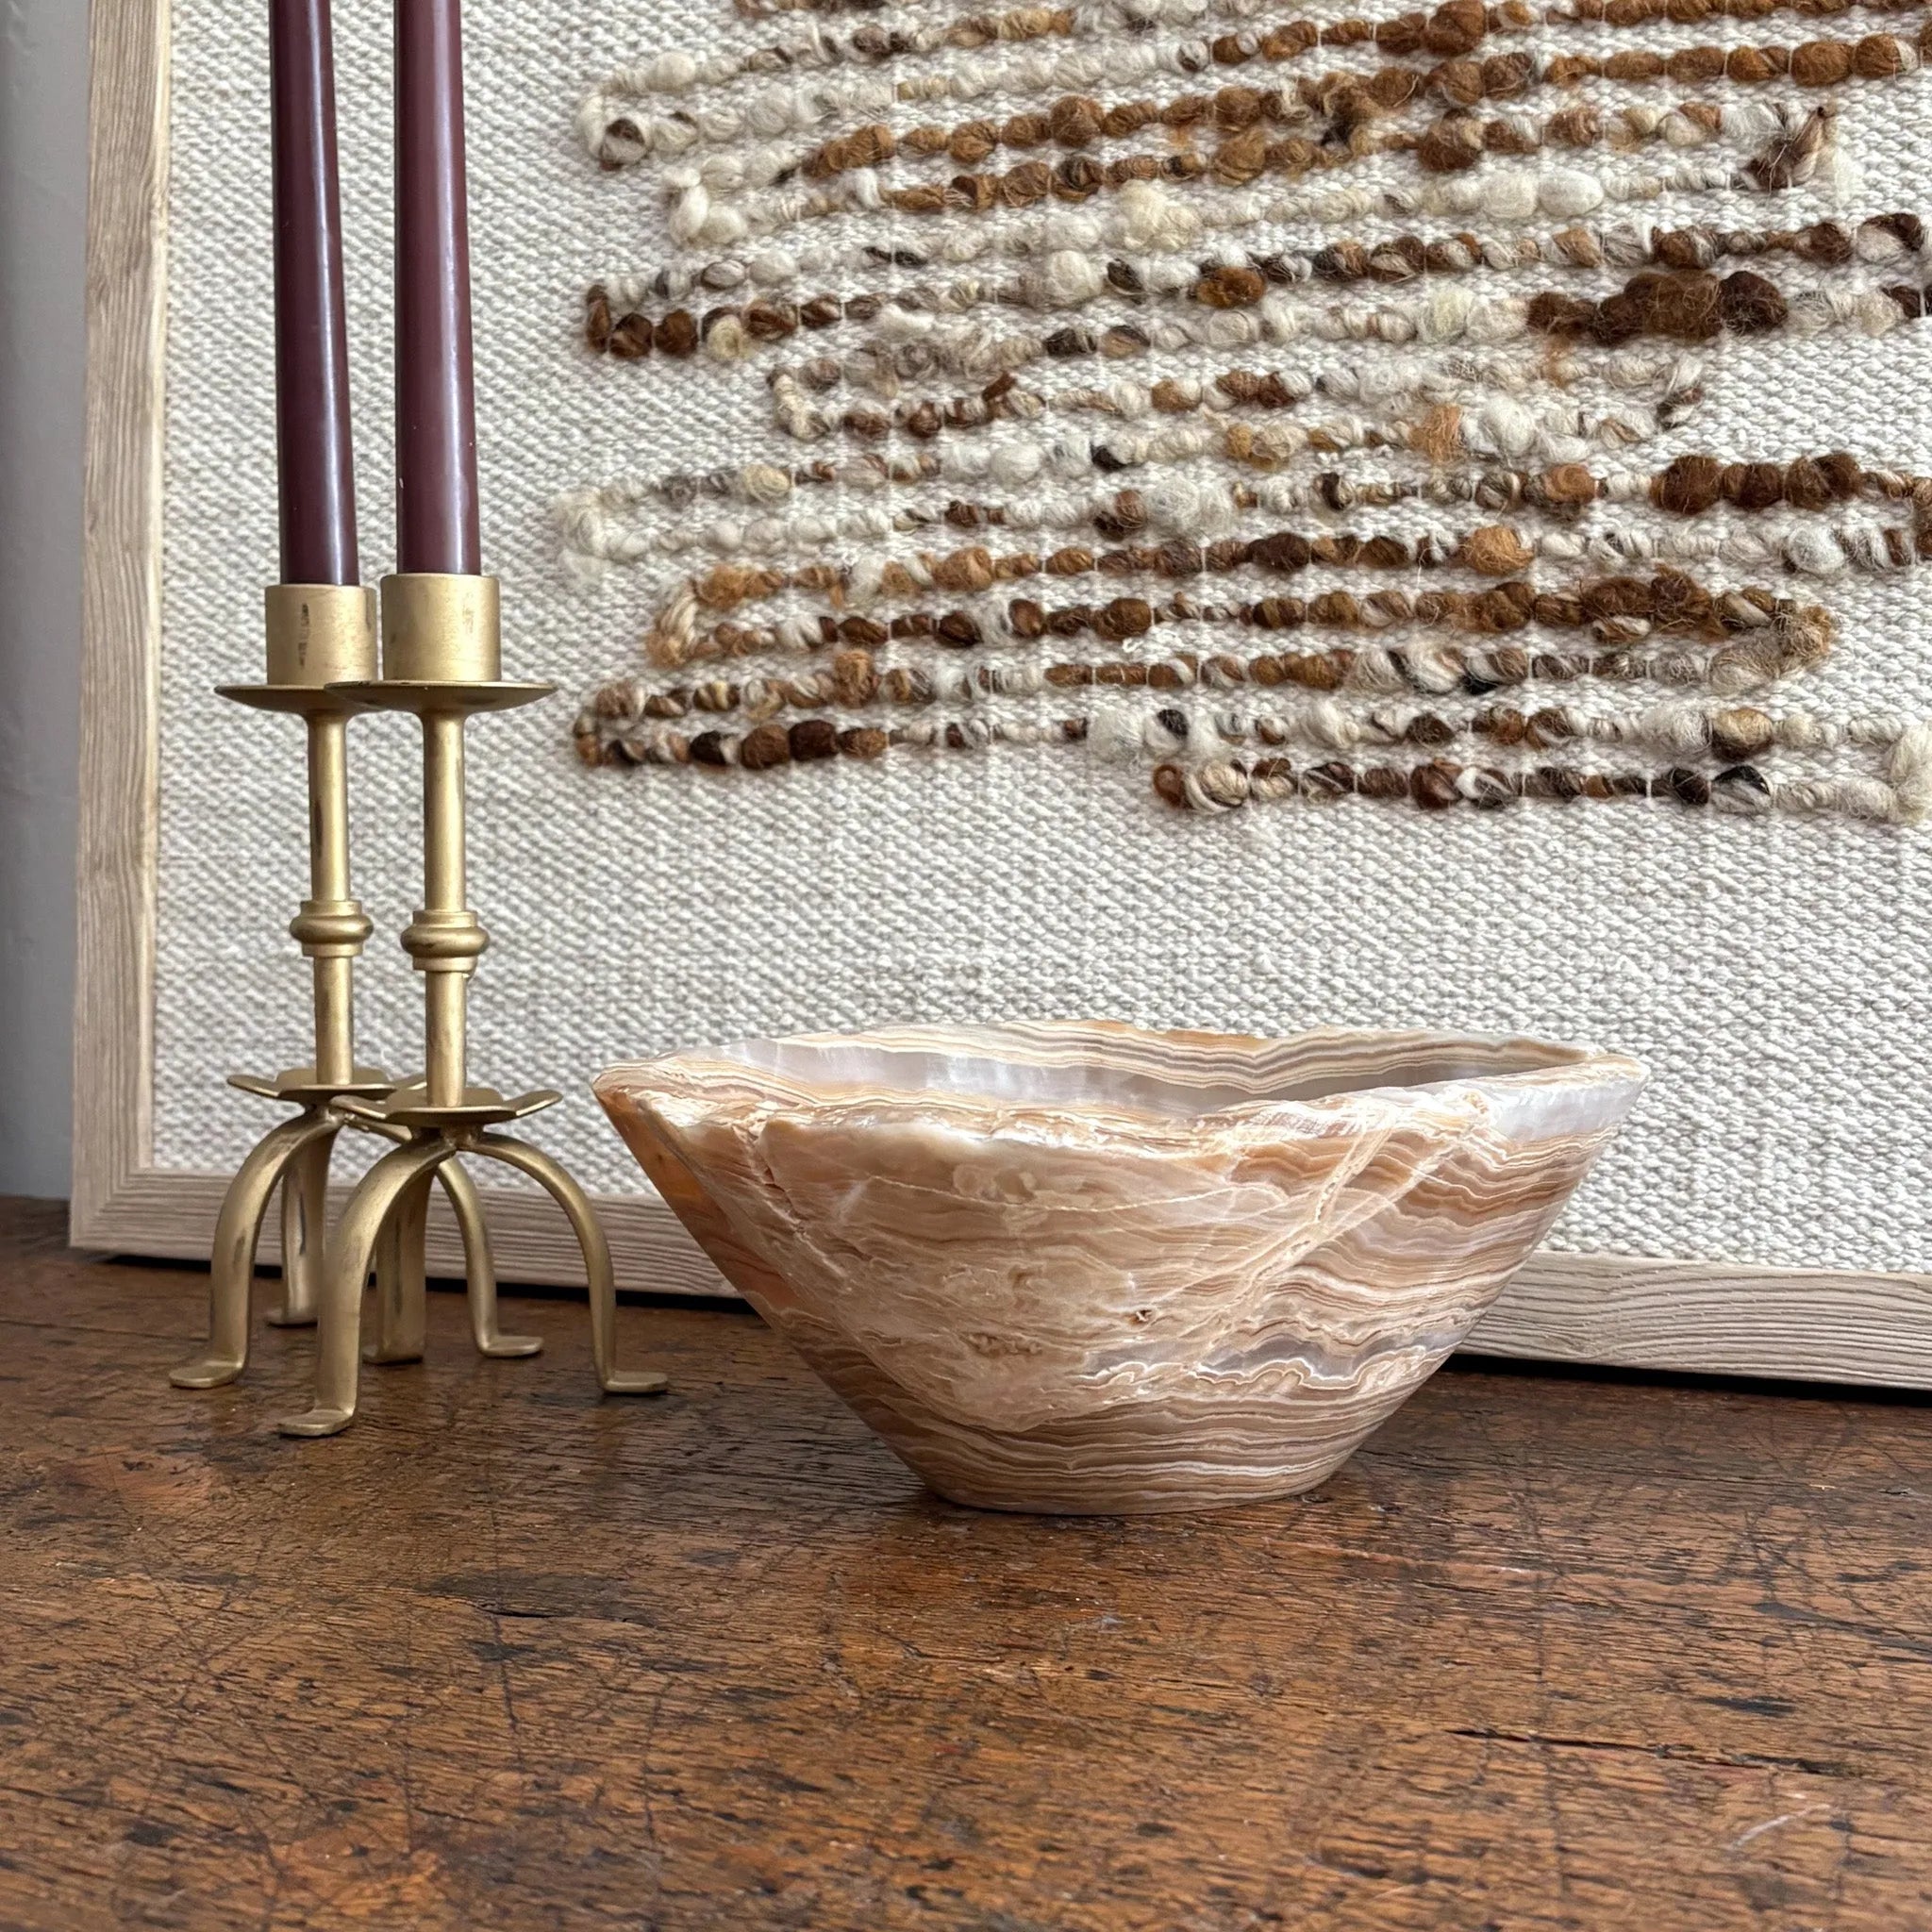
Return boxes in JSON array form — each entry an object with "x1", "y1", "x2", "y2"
[
  {"x1": 172, "y1": 585, "x2": 538, "y2": 1392},
  {"x1": 276, "y1": 574, "x2": 668, "y2": 1437}
]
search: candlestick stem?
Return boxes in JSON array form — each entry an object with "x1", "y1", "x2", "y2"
[
  {"x1": 424, "y1": 712, "x2": 466, "y2": 908},
  {"x1": 302, "y1": 710, "x2": 358, "y2": 1088},
  {"x1": 414, "y1": 710, "x2": 478, "y2": 1109}
]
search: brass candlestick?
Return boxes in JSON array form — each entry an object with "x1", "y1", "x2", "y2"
[
  {"x1": 173, "y1": 586, "x2": 535, "y2": 1391},
  {"x1": 275, "y1": 573, "x2": 667, "y2": 1437}
]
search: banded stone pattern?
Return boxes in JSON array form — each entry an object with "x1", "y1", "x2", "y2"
[
  {"x1": 595, "y1": 1022, "x2": 1647, "y2": 1511},
  {"x1": 566, "y1": 0, "x2": 1932, "y2": 819}
]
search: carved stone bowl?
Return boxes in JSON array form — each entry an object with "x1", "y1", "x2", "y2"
[{"x1": 595, "y1": 1023, "x2": 1645, "y2": 1514}]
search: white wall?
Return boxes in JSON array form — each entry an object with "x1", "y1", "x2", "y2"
[{"x1": 0, "y1": 0, "x2": 87, "y2": 1199}]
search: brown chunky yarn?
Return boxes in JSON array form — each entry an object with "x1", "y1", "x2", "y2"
[{"x1": 567, "y1": 0, "x2": 1932, "y2": 824}]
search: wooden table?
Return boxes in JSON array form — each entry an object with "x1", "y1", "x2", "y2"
[{"x1": 2, "y1": 1199, "x2": 1929, "y2": 1930}]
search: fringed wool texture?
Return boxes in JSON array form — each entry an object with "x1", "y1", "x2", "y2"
[{"x1": 568, "y1": 0, "x2": 1932, "y2": 821}]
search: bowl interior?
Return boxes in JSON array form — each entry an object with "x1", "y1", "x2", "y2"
[{"x1": 705, "y1": 1025, "x2": 1604, "y2": 1123}]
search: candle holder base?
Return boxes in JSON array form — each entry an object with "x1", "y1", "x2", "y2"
[
  {"x1": 170, "y1": 1069, "x2": 539, "y2": 1388},
  {"x1": 229, "y1": 1065, "x2": 395, "y2": 1108},
  {"x1": 276, "y1": 1103, "x2": 667, "y2": 1439},
  {"x1": 338, "y1": 1080, "x2": 561, "y2": 1132}
]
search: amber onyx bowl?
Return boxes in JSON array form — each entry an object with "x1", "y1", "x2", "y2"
[{"x1": 595, "y1": 1023, "x2": 1645, "y2": 1514}]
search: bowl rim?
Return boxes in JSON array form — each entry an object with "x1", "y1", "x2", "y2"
[{"x1": 595, "y1": 1019, "x2": 1647, "y2": 1137}]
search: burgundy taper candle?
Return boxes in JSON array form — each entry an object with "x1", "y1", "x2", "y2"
[
  {"x1": 270, "y1": 0, "x2": 360, "y2": 586},
  {"x1": 394, "y1": 0, "x2": 482, "y2": 575}
]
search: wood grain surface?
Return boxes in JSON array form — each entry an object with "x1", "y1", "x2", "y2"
[{"x1": 4, "y1": 1198, "x2": 1930, "y2": 1930}]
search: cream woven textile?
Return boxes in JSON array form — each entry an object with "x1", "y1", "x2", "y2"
[{"x1": 158, "y1": 0, "x2": 1932, "y2": 1268}]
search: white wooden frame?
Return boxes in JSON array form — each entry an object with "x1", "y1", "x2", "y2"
[{"x1": 75, "y1": 0, "x2": 1932, "y2": 1386}]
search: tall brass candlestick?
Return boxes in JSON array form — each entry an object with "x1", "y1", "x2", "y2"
[
  {"x1": 171, "y1": 588, "x2": 531, "y2": 1389},
  {"x1": 275, "y1": 577, "x2": 668, "y2": 1436}
]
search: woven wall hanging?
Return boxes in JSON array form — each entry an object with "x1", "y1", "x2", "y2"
[{"x1": 82, "y1": 0, "x2": 1932, "y2": 1381}]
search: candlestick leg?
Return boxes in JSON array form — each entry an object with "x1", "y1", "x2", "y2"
[
  {"x1": 279, "y1": 1137, "x2": 456, "y2": 1438},
  {"x1": 469, "y1": 1132, "x2": 668, "y2": 1397},
  {"x1": 356, "y1": 1119, "x2": 540, "y2": 1358},
  {"x1": 173, "y1": 1112, "x2": 339, "y2": 1388},
  {"x1": 265, "y1": 1127, "x2": 336, "y2": 1327},
  {"x1": 440, "y1": 1158, "x2": 541, "y2": 1358},
  {"x1": 365, "y1": 1171, "x2": 432, "y2": 1365}
]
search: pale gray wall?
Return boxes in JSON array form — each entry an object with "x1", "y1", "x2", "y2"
[{"x1": 0, "y1": 0, "x2": 88, "y2": 1199}]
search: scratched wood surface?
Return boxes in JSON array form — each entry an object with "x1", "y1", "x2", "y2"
[{"x1": 3, "y1": 1197, "x2": 1930, "y2": 1931}]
